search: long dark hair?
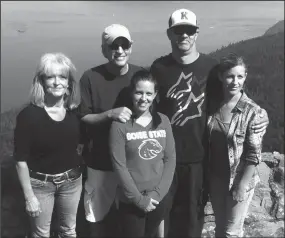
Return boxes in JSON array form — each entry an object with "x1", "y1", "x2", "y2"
[
  {"x1": 129, "y1": 69, "x2": 161, "y2": 129},
  {"x1": 206, "y1": 53, "x2": 248, "y2": 115}
]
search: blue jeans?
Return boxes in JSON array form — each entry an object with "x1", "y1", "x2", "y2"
[
  {"x1": 209, "y1": 173, "x2": 255, "y2": 237},
  {"x1": 29, "y1": 174, "x2": 82, "y2": 238}
]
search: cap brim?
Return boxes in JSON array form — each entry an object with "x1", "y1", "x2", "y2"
[
  {"x1": 169, "y1": 23, "x2": 199, "y2": 29},
  {"x1": 106, "y1": 36, "x2": 132, "y2": 45},
  {"x1": 114, "y1": 36, "x2": 132, "y2": 42}
]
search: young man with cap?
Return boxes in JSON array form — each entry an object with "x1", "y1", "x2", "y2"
[
  {"x1": 79, "y1": 24, "x2": 141, "y2": 237},
  {"x1": 150, "y1": 8, "x2": 269, "y2": 237}
]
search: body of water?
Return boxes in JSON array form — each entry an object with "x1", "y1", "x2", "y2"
[{"x1": 1, "y1": 1, "x2": 284, "y2": 112}]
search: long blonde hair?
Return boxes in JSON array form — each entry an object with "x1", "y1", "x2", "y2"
[{"x1": 30, "y1": 52, "x2": 80, "y2": 110}]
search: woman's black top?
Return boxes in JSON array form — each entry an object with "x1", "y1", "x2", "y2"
[{"x1": 14, "y1": 104, "x2": 82, "y2": 174}]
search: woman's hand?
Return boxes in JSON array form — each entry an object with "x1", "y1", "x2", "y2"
[
  {"x1": 25, "y1": 195, "x2": 42, "y2": 217},
  {"x1": 231, "y1": 185, "x2": 247, "y2": 202},
  {"x1": 15, "y1": 162, "x2": 42, "y2": 217},
  {"x1": 145, "y1": 198, "x2": 159, "y2": 212}
]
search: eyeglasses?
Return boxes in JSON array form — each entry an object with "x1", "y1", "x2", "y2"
[
  {"x1": 172, "y1": 26, "x2": 197, "y2": 36},
  {"x1": 109, "y1": 41, "x2": 132, "y2": 51}
]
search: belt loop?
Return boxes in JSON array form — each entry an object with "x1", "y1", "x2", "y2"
[{"x1": 44, "y1": 174, "x2": 48, "y2": 183}]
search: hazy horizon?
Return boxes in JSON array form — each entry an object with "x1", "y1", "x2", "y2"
[{"x1": 1, "y1": 1, "x2": 284, "y2": 112}]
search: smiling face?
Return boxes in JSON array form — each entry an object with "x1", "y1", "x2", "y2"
[
  {"x1": 219, "y1": 65, "x2": 247, "y2": 97},
  {"x1": 103, "y1": 37, "x2": 132, "y2": 67},
  {"x1": 132, "y1": 80, "x2": 157, "y2": 115},
  {"x1": 167, "y1": 25, "x2": 198, "y2": 54},
  {"x1": 43, "y1": 63, "x2": 69, "y2": 98}
]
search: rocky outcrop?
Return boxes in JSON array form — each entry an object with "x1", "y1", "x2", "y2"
[
  {"x1": 1, "y1": 152, "x2": 284, "y2": 237},
  {"x1": 202, "y1": 152, "x2": 284, "y2": 237}
]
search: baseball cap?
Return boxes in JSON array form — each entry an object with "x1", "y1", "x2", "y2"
[
  {"x1": 168, "y1": 9, "x2": 198, "y2": 29},
  {"x1": 102, "y1": 24, "x2": 132, "y2": 45}
]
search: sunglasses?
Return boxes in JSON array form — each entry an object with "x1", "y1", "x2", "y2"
[
  {"x1": 172, "y1": 26, "x2": 197, "y2": 36},
  {"x1": 109, "y1": 41, "x2": 132, "y2": 51}
]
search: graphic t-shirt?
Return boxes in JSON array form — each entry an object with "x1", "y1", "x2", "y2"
[
  {"x1": 109, "y1": 113, "x2": 176, "y2": 210},
  {"x1": 151, "y1": 53, "x2": 218, "y2": 163},
  {"x1": 79, "y1": 63, "x2": 142, "y2": 171}
]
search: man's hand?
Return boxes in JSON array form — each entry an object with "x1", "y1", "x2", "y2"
[
  {"x1": 251, "y1": 108, "x2": 269, "y2": 134},
  {"x1": 25, "y1": 195, "x2": 42, "y2": 217},
  {"x1": 109, "y1": 107, "x2": 132, "y2": 123},
  {"x1": 145, "y1": 198, "x2": 159, "y2": 212}
]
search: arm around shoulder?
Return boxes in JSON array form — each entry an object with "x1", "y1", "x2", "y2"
[
  {"x1": 78, "y1": 72, "x2": 112, "y2": 124},
  {"x1": 81, "y1": 110, "x2": 113, "y2": 124},
  {"x1": 244, "y1": 108, "x2": 267, "y2": 164},
  {"x1": 251, "y1": 107, "x2": 269, "y2": 133}
]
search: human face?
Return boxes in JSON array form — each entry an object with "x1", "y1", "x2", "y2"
[
  {"x1": 105, "y1": 37, "x2": 132, "y2": 67},
  {"x1": 219, "y1": 65, "x2": 247, "y2": 97},
  {"x1": 132, "y1": 80, "x2": 157, "y2": 115},
  {"x1": 43, "y1": 64, "x2": 69, "y2": 98},
  {"x1": 168, "y1": 25, "x2": 198, "y2": 53}
]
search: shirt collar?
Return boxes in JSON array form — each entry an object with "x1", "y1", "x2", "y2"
[{"x1": 234, "y1": 90, "x2": 249, "y2": 113}]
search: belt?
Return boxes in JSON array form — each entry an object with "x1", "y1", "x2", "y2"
[{"x1": 29, "y1": 166, "x2": 82, "y2": 184}]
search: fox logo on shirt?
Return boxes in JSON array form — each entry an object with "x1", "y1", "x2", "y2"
[{"x1": 166, "y1": 72, "x2": 205, "y2": 126}]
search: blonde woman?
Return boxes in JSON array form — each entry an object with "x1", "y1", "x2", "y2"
[{"x1": 14, "y1": 53, "x2": 82, "y2": 237}]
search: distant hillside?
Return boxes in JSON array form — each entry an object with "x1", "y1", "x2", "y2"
[
  {"x1": 209, "y1": 32, "x2": 284, "y2": 153},
  {"x1": 0, "y1": 105, "x2": 25, "y2": 161},
  {"x1": 264, "y1": 20, "x2": 284, "y2": 36}
]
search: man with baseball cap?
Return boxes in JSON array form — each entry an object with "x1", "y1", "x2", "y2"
[
  {"x1": 78, "y1": 23, "x2": 141, "y2": 237},
  {"x1": 150, "y1": 8, "x2": 269, "y2": 237}
]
